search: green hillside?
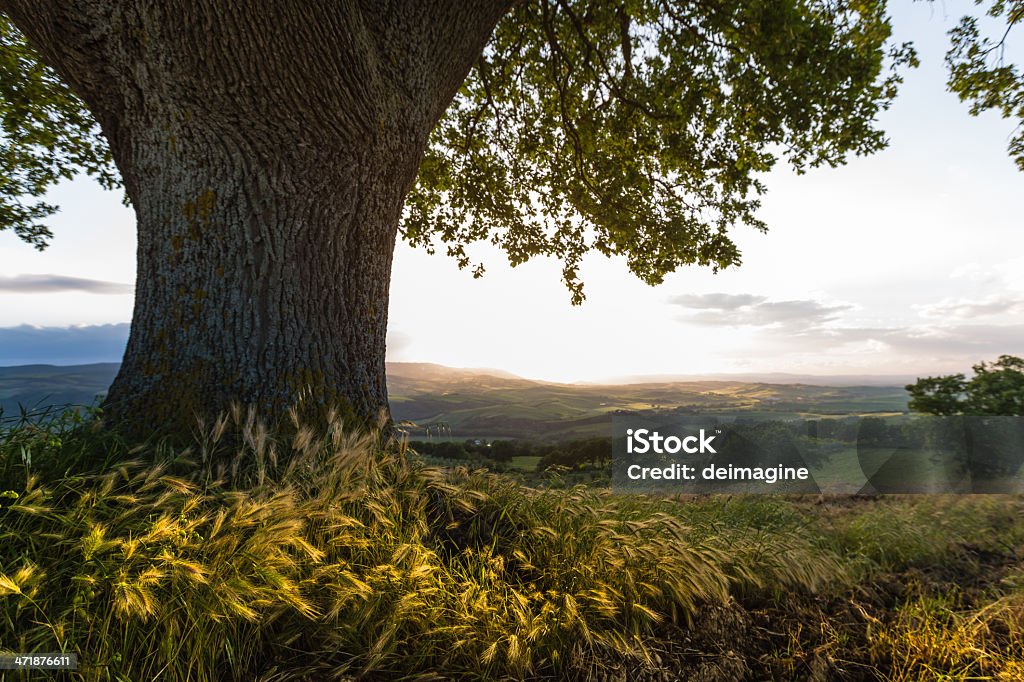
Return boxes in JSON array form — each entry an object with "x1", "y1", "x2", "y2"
[
  {"x1": 0, "y1": 361, "x2": 909, "y2": 435},
  {"x1": 387, "y1": 362, "x2": 909, "y2": 439},
  {"x1": 0, "y1": 363, "x2": 119, "y2": 417}
]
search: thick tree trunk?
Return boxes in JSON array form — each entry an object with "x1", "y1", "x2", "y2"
[
  {"x1": 106, "y1": 130, "x2": 411, "y2": 429},
  {"x1": 1, "y1": 0, "x2": 509, "y2": 433}
]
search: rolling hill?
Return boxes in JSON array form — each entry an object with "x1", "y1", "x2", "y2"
[
  {"x1": 1, "y1": 361, "x2": 910, "y2": 437},
  {"x1": 0, "y1": 363, "x2": 120, "y2": 418},
  {"x1": 386, "y1": 362, "x2": 909, "y2": 439}
]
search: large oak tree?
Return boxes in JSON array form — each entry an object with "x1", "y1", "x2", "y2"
[{"x1": 0, "y1": 0, "x2": 922, "y2": 431}]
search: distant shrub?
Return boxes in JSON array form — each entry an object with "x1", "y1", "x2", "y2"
[{"x1": 537, "y1": 437, "x2": 611, "y2": 471}]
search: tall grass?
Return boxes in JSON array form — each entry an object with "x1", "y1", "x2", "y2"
[
  {"x1": 1, "y1": 409, "x2": 1023, "y2": 680},
  {"x1": 869, "y1": 587, "x2": 1024, "y2": 681},
  {"x1": 0, "y1": 408, "x2": 846, "y2": 681}
]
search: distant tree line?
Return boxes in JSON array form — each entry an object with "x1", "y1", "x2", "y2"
[
  {"x1": 409, "y1": 437, "x2": 612, "y2": 470},
  {"x1": 906, "y1": 355, "x2": 1024, "y2": 416},
  {"x1": 901, "y1": 356, "x2": 1024, "y2": 480}
]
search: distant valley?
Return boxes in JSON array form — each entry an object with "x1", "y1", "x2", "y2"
[
  {"x1": 0, "y1": 363, "x2": 121, "y2": 418},
  {"x1": 387, "y1": 363, "x2": 909, "y2": 440},
  {"x1": 2, "y1": 362, "x2": 909, "y2": 439}
]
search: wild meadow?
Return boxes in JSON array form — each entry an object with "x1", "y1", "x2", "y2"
[{"x1": 1, "y1": 408, "x2": 1023, "y2": 681}]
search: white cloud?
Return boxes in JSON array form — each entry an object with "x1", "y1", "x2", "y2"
[
  {"x1": 0, "y1": 274, "x2": 133, "y2": 294},
  {"x1": 667, "y1": 288, "x2": 1024, "y2": 376},
  {"x1": 668, "y1": 293, "x2": 767, "y2": 310},
  {"x1": 726, "y1": 321, "x2": 1024, "y2": 370},
  {"x1": 672, "y1": 293, "x2": 852, "y2": 330},
  {"x1": 918, "y1": 296, "x2": 1024, "y2": 320}
]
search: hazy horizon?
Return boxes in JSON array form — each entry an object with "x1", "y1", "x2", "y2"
[{"x1": 0, "y1": 352, "x2": 924, "y2": 388}]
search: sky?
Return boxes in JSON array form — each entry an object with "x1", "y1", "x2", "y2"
[{"x1": 1, "y1": 2, "x2": 1022, "y2": 383}]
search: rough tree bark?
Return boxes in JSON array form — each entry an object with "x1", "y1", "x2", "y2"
[{"x1": 0, "y1": 0, "x2": 510, "y2": 432}]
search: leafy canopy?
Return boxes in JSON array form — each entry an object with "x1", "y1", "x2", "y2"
[
  {"x1": 0, "y1": 17, "x2": 118, "y2": 249},
  {"x1": 404, "y1": 0, "x2": 916, "y2": 302},
  {"x1": 946, "y1": 0, "x2": 1024, "y2": 170},
  {"x1": 906, "y1": 355, "x2": 1024, "y2": 416}
]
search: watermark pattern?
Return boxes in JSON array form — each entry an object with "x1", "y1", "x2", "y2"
[{"x1": 612, "y1": 415, "x2": 1024, "y2": 494}]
